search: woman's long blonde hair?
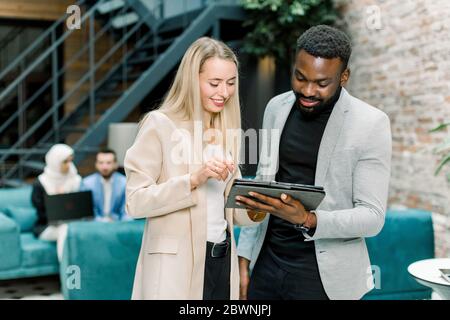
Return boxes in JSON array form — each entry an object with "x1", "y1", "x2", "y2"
[{"x1": 140, "y1": 37, "x2": 242, "y2": 165}]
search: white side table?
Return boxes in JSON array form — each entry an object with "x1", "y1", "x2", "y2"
[{"x1": 408, "y1": 258, "x2": 450, "y2": 300}]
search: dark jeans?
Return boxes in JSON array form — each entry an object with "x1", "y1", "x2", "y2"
[
  {"x1": 248, "y1": 247, "x2": 329, "y2": 300},
  {"x1": 202, "y1": 238, "x2": 231, "y2": 300}
]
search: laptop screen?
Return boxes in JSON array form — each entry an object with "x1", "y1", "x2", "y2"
[{"x1": 44, "y1": 191, "x2": 94, "y2": 223}]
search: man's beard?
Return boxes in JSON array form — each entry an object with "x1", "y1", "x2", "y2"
[
  {"x1": 294, "y1": 86, "x2": 342, "y2": 119},
  {"x1": 100, "y1": 171, "x2": 114, "y2": 179}
]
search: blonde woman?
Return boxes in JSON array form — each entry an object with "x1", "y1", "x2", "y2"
[{"x1": 124, "y1": 37, "x2": 264, "y2": 300}]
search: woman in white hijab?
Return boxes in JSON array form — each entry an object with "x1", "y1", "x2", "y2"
[
  {"x1": 31, "y1": 144, "x2": 81, "y2": 258},
  {"x1": 37, "y1": 144, "x2": 81, "y2": 195}
]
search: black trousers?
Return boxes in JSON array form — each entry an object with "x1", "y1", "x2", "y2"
[
  {"x1": 248, "y1": 247, "x2": 329, "y2": 300},
  {"x1": 202, "y1": 239, "x2": 231, "y2": 300}
]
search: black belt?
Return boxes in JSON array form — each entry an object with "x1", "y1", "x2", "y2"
[{"x1": 207, "y1": 235, "x2": 230, "y2": 258}]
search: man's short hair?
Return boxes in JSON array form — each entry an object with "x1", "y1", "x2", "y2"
[
  {"x1": 296, "y1": 25, "x2": 352, "y2": 70},
  {"x1": 96, "y1": 148, "x2": 117, "y2": 162}
]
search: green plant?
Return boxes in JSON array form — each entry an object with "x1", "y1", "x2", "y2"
[
  {"x1": 240, "y1": 0, "x2": 338, "y2": 66},
  {"x1": 429, "y1": 122, "x2": 450, "y2": 182}
]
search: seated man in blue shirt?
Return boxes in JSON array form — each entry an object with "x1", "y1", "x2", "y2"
[{"x1": 81, "y1": 148, "x2": 130, "y2": 222}]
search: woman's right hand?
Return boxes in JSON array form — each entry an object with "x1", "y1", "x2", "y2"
[{"x1": 190, "y1": 158, "x2": 235, "y2": 190}]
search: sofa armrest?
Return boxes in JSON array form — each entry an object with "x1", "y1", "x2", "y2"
[
  {"x1": 60, "y1": 219, "x2": 145, "y2": 300},
  {"x1": 0, "y1": 212, "x2": 21, "y2": 271},
  {"x1": 364, "y1": 209, "x2": 434, "y2": 299}
]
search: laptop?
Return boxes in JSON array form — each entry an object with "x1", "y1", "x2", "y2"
[{"x1": 44, "y1": 191, "x2": 94, "y2": 224}]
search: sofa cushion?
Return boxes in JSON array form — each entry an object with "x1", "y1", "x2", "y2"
[
  {"x1": 20, "y1": 233, "x2": 58, "y2": 268},
  {"x1": 0, "y1": 213, "x2": 21, "y2": 270},
  {"x1": 0, "y1": 186, "x2": 33, "y2": 213},
  {"x1": 4, "y1": 206, "x2": 37, "y2": 233}
]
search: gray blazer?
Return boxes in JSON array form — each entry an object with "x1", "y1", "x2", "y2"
[{"x1": 237, "y1": 88, "x2": 392, "y2": 300}]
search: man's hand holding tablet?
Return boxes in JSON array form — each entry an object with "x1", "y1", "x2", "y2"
[
  {"x1": 226, "y1": 179, "x2": 326, "y2": 231},
  {"x1": 236, "y1": 192, "x2": 315, "y2": 229}
]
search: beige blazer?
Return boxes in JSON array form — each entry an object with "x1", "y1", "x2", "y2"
[{"x1": 124, "y1": 110, "x2": 258, "y2": 300}]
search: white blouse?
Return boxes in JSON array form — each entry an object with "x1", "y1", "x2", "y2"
[{"x1": 203, "y1": 143, "x2": 232, "y2": 243}]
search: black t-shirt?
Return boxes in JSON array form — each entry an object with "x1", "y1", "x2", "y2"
[{"x1": 264, "y1": 90, "x2": 338, "y2": 274}]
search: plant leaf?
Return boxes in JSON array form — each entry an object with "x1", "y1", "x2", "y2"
[
  {"x1": 429, "y1": 122, "x2": 450, "y2": 133},
  {"x1": 434, "y1": 153, "x2": 450, "y2": 175},
  {"x1": 433, "y1": 137, "x2": 450, "y2": 154},
  {"x1": 239, "y1": 0, "x2": 338, "y2": 65}
]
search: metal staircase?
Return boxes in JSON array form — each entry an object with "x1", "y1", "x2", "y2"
[{"x1": 0, "y1": 0, "x2": 246, "y2": 187}]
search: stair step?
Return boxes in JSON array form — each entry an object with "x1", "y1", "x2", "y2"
[
  {"x1": 138, "y1": 37, "x2": 177, "y2": 51},
  {"x1": 111, "y1": 71, "x2": 143, "y2": 82},
  {"x1": 96, "y1": 90, "x2": 124, "y2": 99},
  {"x1": 158, "y1": 9, "x2": 203, "y2": 34},
  {"x1": 127, "y1": 55, "x2": 155, "y2": 65},
  {"x1": 112, "y1": 12, "x2": 139, "y2": 29},
  {"x1": 61, "y1": 126, "x2": 88, "y2": 133},
  {"x1": 22, "y1": 161, "x2": 45, "y2": 171},
  {"x1": 97, "y1": 0, "x2": 125, "y2": 15},
  {"x1": 2, "y1": 179, "x2": 26, "y2": 188},
  {"x1": 37, "y1": 142, "x2": 57, "y2": 149}
]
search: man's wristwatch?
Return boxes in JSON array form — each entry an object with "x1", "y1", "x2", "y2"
[
  {"x1": 293, "y1": 210, "x2": 315, "y2": 233},
  {"x1": 248, "y1": 210, "x2": 267, "y2": 222}
]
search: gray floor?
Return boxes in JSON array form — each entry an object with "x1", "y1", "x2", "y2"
[
  {"x1": 0, "y1": 275, "x2": 443, "y2": 300},
  {"x1": 0, "y1": 275, "x2": 63, "y2": 300}
]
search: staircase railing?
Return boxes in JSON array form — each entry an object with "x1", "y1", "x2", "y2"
[
  {"x1": 73, "y1": 2, "x2": 246, "y2": 163},
  {"x1": 0, "y1": 0, "x2": 158, "y2": 183},
  {"x1": 0, "y1": 0, "x2": 243, "y2": 186},
  {"x1": 0, "y1": 26, "x2": 27, "y2": 72}
]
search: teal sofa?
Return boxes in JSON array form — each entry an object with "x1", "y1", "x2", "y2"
[
  {"x1": 0, "y1": 186, "x2": 59, "y2": 280},
  {"x1": 59, "y1": 209, "x2": 434, "y2": 300},
  {"x1": 0, "y1": 185, "x2": 434, "y2": 299}
]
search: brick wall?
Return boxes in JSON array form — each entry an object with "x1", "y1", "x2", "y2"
[{"x1": 337, "y1": 0, "x2": 450, "y2": 257}]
